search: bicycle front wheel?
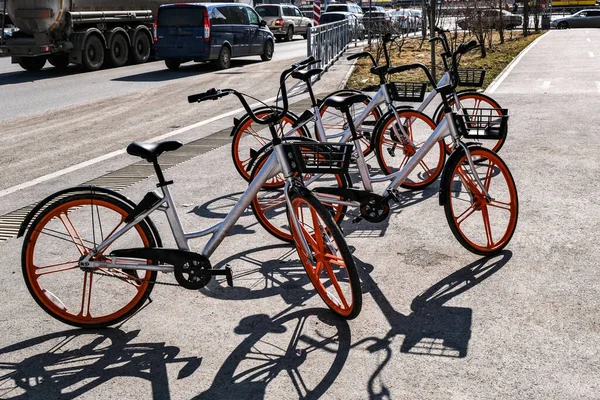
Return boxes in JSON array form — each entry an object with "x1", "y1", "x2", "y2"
[
  {"x1": 21, "y1": 193, "x2": 158, "y2": 328},
  {"x1": 374, "y1": 109, "x2": 445, "y2": 189},
  {"x1": 250, "y1": 143, "x2": 350, "y2": 243},
  {"x1": 288, "y1": 186, "x2": 361, "y2": 319},
  {"x1": 231, "y1": 110, "x2": 305, "y2": 185},
  {"x1": 442, "y1": 147, "x2": 518, "y2": 255},
  {"x1": 437, "y1": 92, "x2": 505, "y2": 155}
]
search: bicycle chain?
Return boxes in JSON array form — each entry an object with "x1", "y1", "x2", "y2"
[{"x1": 92, "y1": 270, "x2": 183, "y2": 287}]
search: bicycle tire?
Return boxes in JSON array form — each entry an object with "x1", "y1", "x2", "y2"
[
  {"x1": 288, "y1": 185, "x2": 362, "y2": 319},
  {"x1": 373, "y1": 109, "x2": 445, "y2": 190},
  {"x1": 249, "y1": 139, "x2": 350, "y2": 243},
  {"x1": 435, "y1": 92, "x2": 506, "y2": 155},
  {"x1": 21, "y1": 193, "x2": 158, "y2": 328},
  {"x1": 441, "y1": 147, "x2": 518, "y2": 255},
  {"x1": 231, "y1": 109, "x2": 306, "y2": 185},
  {"x1": 319, "y1": 89, "x2": 382, "y2": 156}
]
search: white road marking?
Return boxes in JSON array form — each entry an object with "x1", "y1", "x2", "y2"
[
  {"x1": 542, "y1": 81, "x2": 552, "y2": 89},
  {"x1": 487, "y1": 32, "x2": 547, "y2": 94},
  {"x1": 587, "y1": 38, "x2": 591, "y2": 42},
  {"x1": 0, "y1": 96, "x2": 279, "y2": 198},
  {"x1": 589, "y1": 52, "x2": 595, "y2": 57}
]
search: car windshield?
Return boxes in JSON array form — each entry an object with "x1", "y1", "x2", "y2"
[
  {"x1": 320, "y1": 13, "x2": 345, "y2": 23},
  {"x1": 327, "y1": 5, "x2": 348, "y2": 12},
  {"x1": 255, "y1": 6, "x2": 279, "y2": 17}
]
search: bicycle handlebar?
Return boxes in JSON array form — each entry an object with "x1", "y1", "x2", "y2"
[{"x1": 188, "y1": 56, "x2": 318, "y2": 125}]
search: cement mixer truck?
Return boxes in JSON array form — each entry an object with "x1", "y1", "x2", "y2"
[{"x1": 0, "y1": 0, "x2": 172, "y2": 71}]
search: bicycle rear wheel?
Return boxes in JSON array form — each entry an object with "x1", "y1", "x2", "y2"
[
  {"x1": 21, "y1": 193, "x2": 158, "y2": 328},
  {"x1": 319, "y1": 90, "x2": 381, "y2": 156},
  {"x1": 442, "y1": 147, "x2": 518, "y2": 255},
  {"x1": 288, "y1": 186, "x2": 361, "y2": 319},
  {"x1": 231, "y1": 110, "x2": 305, "y2": 185}
]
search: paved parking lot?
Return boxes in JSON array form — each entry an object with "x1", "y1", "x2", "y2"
[{"x1": 0, "y1": 30, "x2": 599, "y2": 399}]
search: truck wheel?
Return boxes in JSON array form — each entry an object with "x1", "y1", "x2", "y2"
[
  {"x1": 19, "y1": 56, "x2": 46, "y2": 72},
  {"x1": 165, "y1": 59, "x2": 181, "y2": 70},
  {"x1": 130, "y1": 31, "x2": 151, "y2": 64},
  {"x1": 82, "y1": 35, "x2": 105, "y2": 71},
  {"x1": 214, "y1": 46, "x2": 231, "y2": 70},
  {"x1": 108, "y1": 33, "x2": 129, "y2": 67},
  {"x1": 48, "y1": 54, "x2": 70, "y2": 70}
]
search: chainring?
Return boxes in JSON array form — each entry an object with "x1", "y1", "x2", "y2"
[
  {"x1": 360, "y1": 193, "x2": 390, "y2": 223},
  {"x1": 174, "y1": 256, "x2": 213, "y2": 290}
]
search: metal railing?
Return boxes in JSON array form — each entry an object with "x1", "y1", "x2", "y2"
[{"x1": 306, "y1": 20, "x2": 355, "y2": 71}]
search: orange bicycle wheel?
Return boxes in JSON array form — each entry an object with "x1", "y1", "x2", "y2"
[
  {"x1": 288, "y1": 186, "x2": 361, "y2": 319},
  {"x1": 21, "y1": 193, "x2": 157, "y2": 328},
  {"x1": 437, "y1": 92, "x2": 506, "y2": 155},
  {"x1": 374, "y1": 109, "x2": 445, "y2": 189},
  {"x1": 231, "y1": 111, "x2": 304, "y2": 185},
  {"x1": 442, "y1": 147, "x2": 518, "y2": 255}
]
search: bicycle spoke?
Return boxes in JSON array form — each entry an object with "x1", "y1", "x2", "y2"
[
  {"x1": 488, "y1": 199, "x2": 512, "y2": 211},
  {"x1": 79, "y1": 272, "x2": 94, "y2": 318},
  {"x1": 258, "y1": 196, "x2": 286, "y2": 212},
  {"x1": 483, "y1": 162, "x2": 494, "y2": 191},
  {"x1": 323, "y1": 262, "x2": 349, "y2": 309},
  {"x1": 35, "y1": 261, "x2": 80, "y2": 277},
  {"x1": 59, "y1": 213, "x2": 87, "y2": 256},
  {"x1": 481, "y1": 206, "x2": 494, "y2": 247},
  {"x1": 455, "y1": 204, "x2": 477, "y2": 226}
]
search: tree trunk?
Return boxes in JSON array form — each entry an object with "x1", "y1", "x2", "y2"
[{"x1": 523, "y1": 0, "x2": 530, "y2": 37}]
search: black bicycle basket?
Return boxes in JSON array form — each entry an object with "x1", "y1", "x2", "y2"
[
  {"x1": 454, "y1": 108, "x2": 509, "y2": 140},
  {"x1": 386, "y1": 81, "x2": 427, "y2": 102},
  {"x1": 457, "y1": 69, "x2": 486, "y2": 87},
  {"x1": 282, "y1": 142, "x2": 353, "y2": 174}
]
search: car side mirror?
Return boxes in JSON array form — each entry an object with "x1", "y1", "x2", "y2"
[{"x1": 260, "y1": 19, "x2": 267, "y2": 27}]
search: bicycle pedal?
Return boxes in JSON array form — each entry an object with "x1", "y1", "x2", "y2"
[
  {"x1": 206, "y1": 267, "x2": 234, "y2": 287},
  {"x1": 387, "y1": 147, "x2": 396, "y2": 157},
  {"x1": 352, "y1": 216, "x2": 363, "y2": 223}
]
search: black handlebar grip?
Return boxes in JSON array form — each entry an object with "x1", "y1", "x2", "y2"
[
  {"x1": 347, "y1": 51, "x2": 370, "y2": 61},
  {"x1": 456, "y1": 40, "x2": 479, "y2": 55}
]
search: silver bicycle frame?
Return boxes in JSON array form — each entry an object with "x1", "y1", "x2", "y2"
[{"x1": 82, "y1": 145, "x2": 302, "y2": 272}]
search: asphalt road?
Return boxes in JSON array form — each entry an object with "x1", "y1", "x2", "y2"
[
  {"x1": 0, "y1": 30, "x2": 599, "y2": 399},
  {"x1": 0, "y1": 38, "x2": 309, "y2": 199}
]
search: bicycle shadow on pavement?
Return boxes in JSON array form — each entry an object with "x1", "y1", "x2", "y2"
[
  {"x1": 194, "y1": 307, "x2": 351, "y2": 400},
  {"x1": 353, "y1": 251, "x2": 511, "y2": 398},
  {"x1": 202, "y1": 243, "x2": 321, "y2": 308},
  {"x1": 339, "y1": 177, "x2": 439, "y2": 239},
  {"x1": 0, "y1": 328, "x2": 202, "y2": 400}
]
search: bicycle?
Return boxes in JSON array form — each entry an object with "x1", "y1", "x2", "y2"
[
  {"x1": 249, "y1": 41, "x2": 519, "y2": 256},
  {"x1": 18, "y1": 58, "x2": 363, "y2": 328},
  {"x1": 230, "y1": 29, "x2": 506, "y2": 185}
]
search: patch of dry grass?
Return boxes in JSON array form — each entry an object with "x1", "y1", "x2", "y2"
[{"x1": 346, "y1": 30, "x2": 543, "y2": 91}]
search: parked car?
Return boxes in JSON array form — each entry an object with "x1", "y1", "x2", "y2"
[
  {"x1": 325, "y1": 3, "x2": 364, "y2": 18},
  {"x1": 363, "y1": 11, "x2": 393, "y2": 35},
  {"x1": 408, "y1": 8, "x2": 425, "y2": 31},
  {"x1": 390, "y1": 9, "x2": 417, "y2": 33},
  {"x1": 361, "y1": 5, "x2": 385, "y2": 13},
  {"x1": 155, "y1": 3, "x2": 274, "y2": 70},
  {"x1": 319, "y1": 11, "x2": 365, "y2": 39},
  {"x1": 255, "y1": 4, "x2": 313, "y2": 41},
  {"x1": 551, "y1": 9, "x2": 600, "y2": 29},
  {"x1": 457, "y1": 9, "x2": 523, "y2": 30}
]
